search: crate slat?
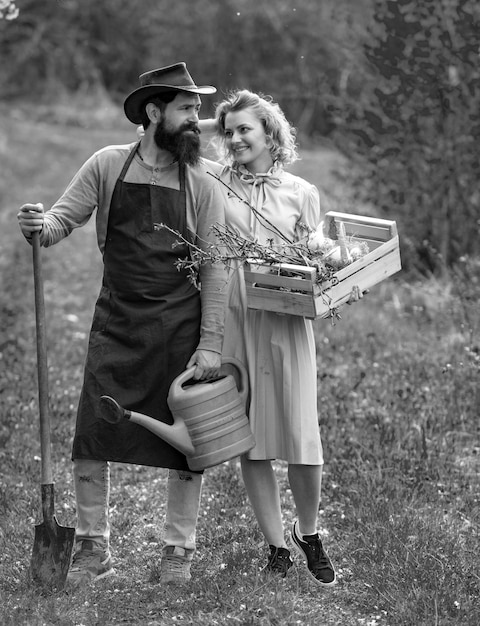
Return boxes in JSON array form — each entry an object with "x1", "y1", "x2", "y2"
[
  {"x1": 325, "y1": 211, "x2": 398, "y2": 236},
  {"x1": 244, "y1": 262, "x2": 317, "y2": 294},
  {"x1": 325, "y1": 211, "x2": 397, "y2": 250},
  {"x1": 245, "y1": 283, "x2": 318, "y2": 317}
]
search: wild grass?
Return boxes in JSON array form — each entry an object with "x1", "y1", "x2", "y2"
[{"x1": 0, "y1": 104, "x2": 478, "y2": 625}]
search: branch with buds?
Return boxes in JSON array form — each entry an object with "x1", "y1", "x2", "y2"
[{"x1": 154, "y1": 174, "x2": 369, "y2": 288}]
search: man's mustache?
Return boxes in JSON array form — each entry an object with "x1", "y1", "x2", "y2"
[{"x1": 181, "y1": 122, "x2": 200, "y2": 134}]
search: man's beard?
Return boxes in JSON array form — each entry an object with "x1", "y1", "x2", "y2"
[{"x1": 154, "y1": 120, "x2": 201, "y2": 166}]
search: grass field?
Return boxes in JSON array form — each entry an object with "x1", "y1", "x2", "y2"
[{"x1": 0, "y1": 102, "x2": 479, "y2": 625}]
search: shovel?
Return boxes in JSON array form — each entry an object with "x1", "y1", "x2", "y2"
[{"x1": 30, "y1": 231, "x2": 75, "y2": 590}]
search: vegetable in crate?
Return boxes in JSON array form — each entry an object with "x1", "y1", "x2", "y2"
[{"x1": 306, "y1": 220, "x2": 369, "y2": 270}]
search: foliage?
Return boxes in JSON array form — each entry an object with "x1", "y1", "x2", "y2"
[
  {"x1": 0, "y1": 0, "x2": 153, "y2": 100},
  {"x1": 0, "y1": 0, "x2": 371, "y2": 130},
  {"x1": 0, "y1": 0, "x2": 18, "y2": 20},
  {"x1": 2, "y1": 1, "x2": 478, "y2": 275},
  {"x1": 1, "y1": 106, "x2": 479, "y2": 625},
  {"x1": 332, "y1": 0, "x2": 480, "y2": 273}
]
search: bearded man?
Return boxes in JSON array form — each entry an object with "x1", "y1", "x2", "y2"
[{"x1": 17, "y1": 63, "x2": 227, "y2": 587}]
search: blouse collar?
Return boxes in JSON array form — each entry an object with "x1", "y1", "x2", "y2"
[{"x1": 233, "y1": 162, "x2": 283, "y2": 187}]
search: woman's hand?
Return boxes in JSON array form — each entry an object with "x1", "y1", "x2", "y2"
[
  {"x1": 198, "y1": 119, "x2": 218, "y2": 134},
  {"x1": 346, "y1": 285, "x2": 368, "y2": 304}
]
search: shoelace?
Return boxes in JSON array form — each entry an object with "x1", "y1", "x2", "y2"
[
  {"x1": 269, "y1": 548, "x2": 291, "y2": 572},
  {"x1": 162, "y1": 555, "x2": 190, "y2": 573},
  {"x1": 70, "y1": 550, "x2": 99, "y2": 570},
  {"x1": 305, "y1": 537, "x2": 330, "y2": 572}
]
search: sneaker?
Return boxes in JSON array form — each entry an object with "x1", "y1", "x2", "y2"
[
  {"x1": 67, "y1": 540, "x2": 114, "y2": 587},
  {"x1": 262, "y1": 545, "x2": 293, "y2": 578},
  {"x1": 160, "y1": 546, "x2": 193, "y2": 584},
  {"x1": 291, "y1": 521, "x2": 336, "y2": 586}
]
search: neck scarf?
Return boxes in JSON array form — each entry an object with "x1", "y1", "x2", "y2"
[
  {"x1": 234, "y1": 163, "x2": 283, "y2": 188},
  {"x1": 231, "y1": 163, "x2": 284, "y2": 240}
]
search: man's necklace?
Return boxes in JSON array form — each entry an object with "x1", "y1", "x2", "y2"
[{"x1": 137, "y1": 148, "x2": 176, "y2": 169}]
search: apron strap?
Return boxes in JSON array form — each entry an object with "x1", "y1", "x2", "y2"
[
  {"x1": 179, "y1": 163, "x2": 186, "y2": 192},
  {"x1": 119, "y1": 142, "x2": 141, "y2": 181}
]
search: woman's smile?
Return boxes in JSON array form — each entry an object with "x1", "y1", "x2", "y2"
[{"x1": 231, "y1": 144, "x2": 250, "y2": 157}]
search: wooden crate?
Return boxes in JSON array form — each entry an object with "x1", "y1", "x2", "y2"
[{"x1": 243, "y1": 211, "x2": 402, "y2": 319}]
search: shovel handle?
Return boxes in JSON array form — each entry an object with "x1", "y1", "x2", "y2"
[{"x1": 32, "y1": 231, "x2": 53, "y2": 485}]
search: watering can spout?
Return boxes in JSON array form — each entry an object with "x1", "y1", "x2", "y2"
[
  {"x1": 99, "y1": 395, "x2": 195, "y2": 456},
  {"x1": 100, "y1": 357, "x2": 254, "y2": 471},
  {"x1": 130, "y1": 410, "x2": 195, "y2": 456}
]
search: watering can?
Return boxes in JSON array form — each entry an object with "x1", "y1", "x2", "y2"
[{"x1": 99, "y1": 357, "x2": 254, "y2": 471}]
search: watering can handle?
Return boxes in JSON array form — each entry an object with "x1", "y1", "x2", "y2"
[
  {"x1": 171, "y1": 366, "x2": 198, "y2": 390},
  {"x1": 171, "y1": 357, "x2": 249, "y2": 405},
  {"x1": 220, "y1": 357, "x2": 248, "y2": 406}
]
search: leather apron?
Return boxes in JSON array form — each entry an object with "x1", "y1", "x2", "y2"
[{"x1": 72, "y1": 143, "x2": 201, "y2": 470}]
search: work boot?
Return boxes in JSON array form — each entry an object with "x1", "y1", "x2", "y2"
[
  {"x1": 67, "y1": 540, "x2": 114, "y2": 587},
  {"x1": 160, "y1": 546, "x2": 193, "y2": 584}
]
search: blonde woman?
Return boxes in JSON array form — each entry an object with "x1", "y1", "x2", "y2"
[{"x1": 211, "y1": 90, "x2": 336, "y2": 585}]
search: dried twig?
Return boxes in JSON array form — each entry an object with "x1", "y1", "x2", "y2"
[
  {"x1": 207, "y1": 171, "x2": 294, "y2": 245},
  {"x1": 154, "y1": 175, "x2": 368, "y2": 291}
]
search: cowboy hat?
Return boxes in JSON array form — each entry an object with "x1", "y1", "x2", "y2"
[{"x1": 124, "y1": 62, "x2": 216, "y2": 124}]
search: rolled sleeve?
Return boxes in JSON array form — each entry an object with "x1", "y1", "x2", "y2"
[{"x1": 187, "y1": 161, "x2": 229, "y2": 354}]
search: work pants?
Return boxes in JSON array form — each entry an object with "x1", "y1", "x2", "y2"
[{"x1": 72, "y1": 458, "x2": 202, "y2": 553}]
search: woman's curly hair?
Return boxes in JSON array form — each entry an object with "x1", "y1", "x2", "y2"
[{"x1": 214, "y1": 90, "x2": 299, "y2": 166}]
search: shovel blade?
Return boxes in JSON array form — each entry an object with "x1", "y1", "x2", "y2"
[{"x1": 31, "y1": 517, "x2": 75, "y2": 590}]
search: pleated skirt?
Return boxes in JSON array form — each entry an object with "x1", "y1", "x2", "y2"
[{"x1": 222, "y1": 266, "x2": 323, "y2": 464}]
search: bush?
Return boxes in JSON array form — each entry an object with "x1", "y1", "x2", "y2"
[{"x1": 332, "y1": 0, "x2": 480, "y2": 273}]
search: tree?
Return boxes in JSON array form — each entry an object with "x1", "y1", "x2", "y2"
[
  {"x1": 0, "y1": 0, "x2": 158, "y2": 101},
  {"x1": 333, "y1": 0, "x2": 480, "y2": 273},
  {"x1": 0, "y1": 0, "x2": 371, "y2": 135}
]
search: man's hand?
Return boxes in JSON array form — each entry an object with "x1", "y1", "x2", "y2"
[
  {"x1": 198, "y1": 119, "x2": 218, "y2": 134},
  {"x1": 17, "y1": 203, "x2": 44, "y2": 239},
  {"x1": 186, "y1": 349, "x2": 222, "y2": 381}
]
